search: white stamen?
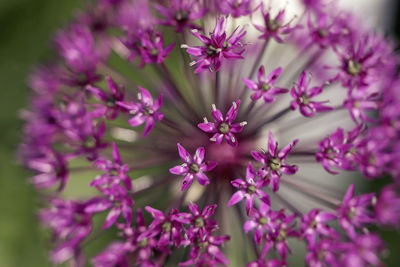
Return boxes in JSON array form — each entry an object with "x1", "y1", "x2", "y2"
[
  {"x1": 210, "y1": 137, "x2": 217, "y2": 142},
  {"x1": 232, "y1": 101, "x2": 237, "y2": 109},
  {"x1": 212, "y1": 104, "x2": 217, "y2": 111},
  {"x1": 203, "y1": 117, "x2": 208, "y2": 123},
  {"x1": 189, "y1": 61, "x2": 197, "y2": 66},
  {"x1": 137, "y1": 93, "x2": 142, "y2": 100},
  {"x1": 240, "y1": 121, "x2": 248, "y2": 126},
  {"x1": 185, "y1": 156, "x2": 190, "y2": 162},
  {"x1": 180, "y1": 44, "x2": 188, "y2": 49},
  {"x1": 191, "y1": 29, "x2": 198, "y2": 33},
  {"x1": 231, "y1": 136, "x2": 236, "y2": 143}
]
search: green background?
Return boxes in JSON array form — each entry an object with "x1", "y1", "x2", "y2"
[{"x1": 0, "y1": 0, "x2": 399, "y2": 266}]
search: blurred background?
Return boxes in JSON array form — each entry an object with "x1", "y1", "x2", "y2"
[{"x1": 0, "y1": 0, "x2": 399, "y2": 266}]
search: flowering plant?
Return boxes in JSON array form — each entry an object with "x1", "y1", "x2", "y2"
[{"x1": 20, "y1": 0, "x2": 400, "y2": 266}]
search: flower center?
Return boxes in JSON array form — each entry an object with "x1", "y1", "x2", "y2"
[
  {"x1": 109, "y1": 168, "x2": 119, "y2": 176},
  {"x1": 299, "y1": 94, "x2": 310, "y2": 105},
  {"x1": 277, "y1": 229, "x2": 287, "y2": 241},
  {"x1": 190, "y1": 163, "x2": 200, "y2": 173},
  {"x1": 268, "y1": 19, "x2": 281, "y2": 31},
  {"x1": 269, "y1": 157, "x2": 282, "y2": 171},
  {"x1": 318, "y1": 29, "x2": 328, "y2": 38},
  {"x1": 106, "y1": 97, "x2": 116, "y2": 107},
  {"x1": 347, "y1": 60, "x2": 363, "y2": 76},
  {"x1": 219, "y1": 122, "x2": 230, "y2": 134},
  {"x1": 206, "y1": 45, "x2": 219, "y2": 56},
  {"x1": 195, "y1": 217, "x2": 205, "y2": 228},
  {"x1": 143, "y1": 106, "x2": 154, "y2": 116},
  {"x1": 247, "y1": 185, "x2": 257, "y2": 194},
  {"x1": 162, "y1": 221, "x2": 172, "y2": 232},
  {"x1": 174, "y1": 11, "x2": 188, "y2": 22},
  {"x1": 84, "y1": 136, "x2": 97, "y2": 148},
  {"x1": 261, "y1": 83, "x2": 271, "y2": 91},
  {"x1": 150, "y1": 49, "x2": 159, "y2": 56},
  {"x1": 139, "y1": 238, "x2": 148, "y2": 247},
  {"x1": 259, "y1": 217, "x2": 268, "y2": 225},
  {"x1": 233, "y1": 1, "x2": 241, "y2": 8}
]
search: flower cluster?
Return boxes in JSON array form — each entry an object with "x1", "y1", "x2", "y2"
[{"x1": 20, "y1": 0, "x2": 400, "y2": 266}]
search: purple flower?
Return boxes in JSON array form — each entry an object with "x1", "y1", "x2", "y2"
[
  {"x1": 145, "y1": 206, "x2": 190, "y2": 247},
  {"x1": 254, "y1": 5, "x2": 297, "y2": 42},
  {"x1": 262, "y1": 213, "x2": 299, "y2": 260},
  {"x1": 185, "y1": 203, "x2": 218, "y2": 236},
  {"x1": 374, "y1": 184, "x2": 400, "y2": 228},
  {"x1": 316, "y1": 127, "x2": 357, "y2": 174},
  {"x1": 40, "y1": 198, "x2": 92, "y2": 265},
  {"x1": 169, "y1": 143, "x2": 217, "y2": 191},
  {"x1": 218, "y1": 0, "x2": 254, "y2": 18},
  {"x1": 338, "y1": 233, "x2": 385, "y2": 267},
  {"x1": 227, "y1": 162, "x2": 271, "y2": 214},
  {"x1": 154, "y1": 0, "x2": 206, "y2": 32},
  {"x1": 306, "y1": 12, "x2": 344, "y2": 48},
  {"x1": 243, "y1": 203, "x2": 283, "y2": 244},
  {"x1": 55, "y1": 24, "x2": 108, "y2": 85},
  {"x1": 305, "y1": 239, "x2": 339, "y2": 267},
  {"x1": 198, "y1": 100, "x2": 247, "y2": 146},
  {"x1": 337, "y1": 184, "x2": 376, "y2": 237},
  {"x1": 136, "y1": 30, "x2": 175, "y2": 67},
  {"x1": 92, "y1": 242, "x2": 130, "y2": 267},
  {"x1": 290, "y1": 71, "x2": 333, "y2": 117},
  {"x1": 117, "y1": 86, "x2": 164, "y2": 136},
  {"x1": 179, "y1": 233, "x2": 230, "y2": 266},
  {"x1": 182, "y1": 17, "x2": 246, "y2": 73},
  {"x1": 27, "y1": 148, "x2": 68, "y2": 191},
  {"x1": 251, "y1": 131, "x2": 298, "y2": 192},
  {"x1": 301, "y1": 209, "x2": 337, "y2": 246},
  {"x1": 86, "y1": 76, "x2": 125, "y2": 120},
  {"x1": 243, "y1": 66, "x2": 288, "y2": 103},
  {"x1": 86, "y1": 143, "x2": 133, "y2": 228},
  {"x1": 90, "y1": 143, "x2": 132, "y2": 195}
]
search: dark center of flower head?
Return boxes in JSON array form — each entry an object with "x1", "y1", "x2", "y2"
[
  {"x1": 190, "y1": 163, "x2": 200, "y2": 173},
  {"x1": 195, "y1": 217, "x2": 205, "y2": 228},
  {"x1": 269, "y1": 157, "x2": 282, "y2": 171},
  {"x1": 138, "y1": 238, "x2": 148, "y2": 247},
  {"x1": 268, "y1": 19, "x2": 281, "y2": 32},
  {"x1": 219, "y1": 122, "x2": 230, "y2": 134},
  {"x1": 318, "y1": 29, "x2": 328, "y2": 38},
  {"x1": 206, "y1": 45, "x2": 219, "y2": 57},
  {"x1": 106, "y1": 97, "x2": 116, "y2": 107},
  {"x1": 109, "y1": 168, "x2": 119, "y2": 176},
  {"x1": 84, "y1": 136, "x2": 97, "y2": 149},
  {"x1": 143, "y1": 106, "x2": 154, "y2": 116},
  {"x1": 247, "y1": 185, "x2": 257, "y2": 194},
  {"x1": 261, "y1": 83, "x2": 271, "y2": 91},
  {"x1": 347, "y1": 60, "x2": 363, "y2": 76},
  {"x1": 174, "y1": 10, "x2": 188, "y2": 22},
  {"x1": 162, "y1": 221, "x2": 172, "y2": 232}
]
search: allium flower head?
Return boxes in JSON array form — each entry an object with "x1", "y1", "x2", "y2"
[{"x1": 20, "y1": 0, "x2": 400, "y2": 266}]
